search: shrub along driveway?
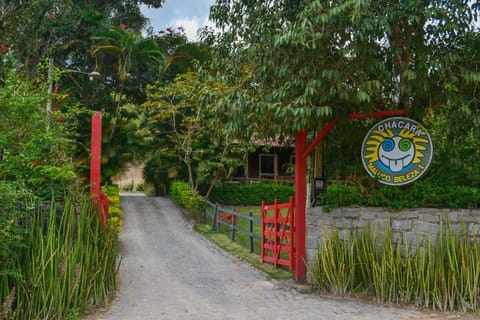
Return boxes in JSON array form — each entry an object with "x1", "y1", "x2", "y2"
[{"x1": 83, "y1": 195, "x2": 477, "y2": 320}]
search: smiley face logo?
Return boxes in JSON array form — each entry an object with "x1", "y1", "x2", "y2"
[
  {"x1": 361, "y1": 117, "x2": 433, "y2": 186},
  {"x1": 378, "y1": 136, "x2": 415, "y2": 172}
]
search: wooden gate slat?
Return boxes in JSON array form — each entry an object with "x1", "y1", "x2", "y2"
[{"x1": 261, "y1": 197, "x2": 295, "y2": 272}]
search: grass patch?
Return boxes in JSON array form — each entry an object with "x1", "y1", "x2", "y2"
[
  {"x1": 194, "y1": 224, "x2": 292, "y2": 280},
  {"x1": 203, "y1": 205, "x2": 263, "y2": 254}
]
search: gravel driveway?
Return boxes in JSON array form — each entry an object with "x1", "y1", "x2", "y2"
[{"x1": 84, "y1": 195, "x2": 478, "y2": 320}]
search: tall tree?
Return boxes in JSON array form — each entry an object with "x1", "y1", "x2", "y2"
[
  {"x1": 205, "y1": 0, "x2": 479, "y2": 138},
  {"x1": 140, "y1": 70, "x2": 245, "y2": 193}
]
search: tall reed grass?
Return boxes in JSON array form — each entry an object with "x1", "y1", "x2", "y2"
[
  {"x1": 1, "y1": 194, "x2": 119, "y2": 319},
  {"x1": 310, "y1": 220, "x2": 480, "y2": 312}
]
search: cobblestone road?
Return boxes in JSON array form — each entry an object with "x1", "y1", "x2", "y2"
[{"x1": 84, "y1": 195, "x2": 479, "y2": 320}]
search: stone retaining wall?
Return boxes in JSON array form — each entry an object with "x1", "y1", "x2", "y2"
[{"x1": 306, "y1": 206, "x2": 480, "y2": 277}]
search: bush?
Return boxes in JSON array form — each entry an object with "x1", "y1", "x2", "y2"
[
  {"x1": 0, "y1": 69, "x2": 78, "y2": 201},
  {"x1": 0, "y1": 194, "x2": 119, "y2": 319},
  {"x1": 324, "y1": 181, "x2": 480, "y2": 210},
  {"x1": 102, "y1": 184, "x2": 123, "y2": 232},
  {"x1": 0, "y1": 182, "x2": 32, "y2": 297},
  {"x1": 143, "y1": 155, "x2": 188, "y2": 196},
  {"x1": 170, "y1": 181, "x2": 205, "y2": 221},
  {"x1": 208, "y1": 182, "x2": 294, "y2": 205},
  {"x1": 310, "y1": 222, "x2": 480, "y2": 311}
]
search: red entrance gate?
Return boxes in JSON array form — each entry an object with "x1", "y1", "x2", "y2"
[
  {"x1": 293, "y1": 109, "x2": 406, "y2": 281},
  {"x1": 261, "y1": 197, "x2": 295, "y2": 272}
]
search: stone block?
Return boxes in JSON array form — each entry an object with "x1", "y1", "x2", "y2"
[
  {"x1": 359, "y1": 211, "x2": 377, "y2": 220},
  {"x1": 306, "y1": 237, "x2": 321, "y2": 250},
  {"x1": 392, "y1": 232, "x2": 403, "y2": 245},
  {"x1": 375, "y1": 211, "x2": 391, "y2": 219},
  {"x1": 468, "y1": 224, "x2": 480, "y2": 237},
  {"x1": 334, "y1": 220, "x2": 353, "y2": 229},
  {"x1": 413, "y1": 222, "x2": 440, "y2": 234},
  {"x1": 398, "y1": 244, "x2": 418, "y2": 257},
  {"x1": 392, "y1": 220, "x2": 412, "y2": 231},
  {"x1": 319, "y1": 217, "x2": 334, "y2": 226},
  {"x1": 403, "y1": 232, "x2": 425, "y2": 247},
  {"x1": 420, "y1": 214, "x2": 440, "y2": 223},
  {"x1": 329, "y1": 209, "x2": 343, "y2": 218},
  {"x1": 448, "y1": 211, "x2": 459, "y2": 223},
  {"x1": 306, "y1": 249, "x2": 317, "y2": 261},
  {"x1": 339, "y1": 229, "x2": 351, "y2": 241},
  {"x1": 353, "y1": 220, "x2": 368, "y2": 229},
  {"x1": 396, "y1": 210, "x2": 419, "y2": 220},
  {"x1": 342, "y1": 208, "x2": 360, "y2": 219},
  {"x1": 371, "y1": 219, "x2": 389, "y2": 232}
]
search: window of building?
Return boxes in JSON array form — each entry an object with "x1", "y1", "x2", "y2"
[{"x1": 259, "y1": 154, "x2": 274, "y2": 177}]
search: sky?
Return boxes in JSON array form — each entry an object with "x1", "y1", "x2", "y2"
[
  {"x1": 140, "y1": 0, "x2": 216, "y2": 41},
  {"x1": 142, "y1": 1, "x2": 479, "y2": 41}
]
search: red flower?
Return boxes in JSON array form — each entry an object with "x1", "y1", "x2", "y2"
[
  {"x1": 1, "y1": 45, "x2": 9, "y2": 53},
  {"x1": 119, "y1": 23, "x2": 127, "y2": 29},
  {"x1": 32, "y1": 161, "x2": 41, "y2": 167}
]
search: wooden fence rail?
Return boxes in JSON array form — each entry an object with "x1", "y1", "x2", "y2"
[{"x1": 204, "y1": 199, "x2": 261, "y2": 252}]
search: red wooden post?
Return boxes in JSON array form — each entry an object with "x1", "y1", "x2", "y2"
[
  {"x1": 294, "y1": 129, "x2": 307, "y2": 282},
  {"x1": 273, "y1": 199, "x2": 279, "y2": 269},
  {"x1": 90, "y1": 111, "x2": 102, "y2": 197},
  {"x1": 261, "y1": 200, "x2": 266, "y2": 263},
  {"x1": 90, "y1": 111, "x2": 109, "y2": 228},
  {"x1": 288, "y1": 196, "x2": 295, "y2": 272}
]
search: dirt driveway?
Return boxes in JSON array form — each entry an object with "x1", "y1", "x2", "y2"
[{"x1": 84, "y1": 195, "x2": 478, "y2": 320}]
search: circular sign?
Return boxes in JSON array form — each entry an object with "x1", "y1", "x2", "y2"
[{"x1": 361, "y1": 117, "x2": 433, "y2": 186}]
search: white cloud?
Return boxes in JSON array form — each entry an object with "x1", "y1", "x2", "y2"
[
  {"x1": 171, "y1": 17, "x2": 201, "y2": 41},
  {"x1": 141, "y1": 1, "x2": 215, "y2": 41}
]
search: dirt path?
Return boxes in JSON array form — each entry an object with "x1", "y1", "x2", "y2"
[{"x1": 84, "y1": 195, "x2": 478, "y2": 320}]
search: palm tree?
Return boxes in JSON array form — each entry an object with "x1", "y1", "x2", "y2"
[{"x1": 92, "y1": 24, "x2": 165, "y2": 139}]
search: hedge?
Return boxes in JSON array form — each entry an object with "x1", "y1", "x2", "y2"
[
  {"x1": 208, "y1": 180, "x2": 479, "y2": 209},
  {"x1": 208, "y1": 182, "x2": 294, "y2": 205},
  {"x1": 324, "y1": 181, "x2": 480, "y2": 210},
  {"x1": 170, "y1": 181, "x2": 205, "y2": 220}
]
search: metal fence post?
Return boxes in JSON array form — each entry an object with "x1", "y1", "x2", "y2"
[
  {"x1": 212, "y1": 203, "x2": 218, "y2": 230},
  {"x1": 231, "y1": 208, "x2": 237, "y2": 241},
  {"x1": 249, "y1": 212, "x2": 254, "y2": 253}
]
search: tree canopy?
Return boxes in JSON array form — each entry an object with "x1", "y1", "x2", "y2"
[{"x1": 205, "y1": 0, "x2": 480, "y2": 138}]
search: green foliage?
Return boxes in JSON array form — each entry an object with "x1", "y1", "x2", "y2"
[
  {"x1": 310, "y1": 221, "x2": 480, "y2": 311},
  {"x1": 324, "y1": 181, "x2": 480, "y2": 210},
  {"x1": 208, "y1": 182, "x2": 294, "y2": 206},
  {"x1": 0, "y1": 68, "x2": 80, "y2": 200},
  {"x1": 0, "y1": 182, "x2": 32, "y2": 287},
  {"x1": 209, "y1": 0, "x2": 478, "y2": 130},
  {"x1": 427, "y1": 101, "x2": 480, "y2": 187},
  {"x1": 143, "y1": 153, "x2": 187, "y2": 196},
  {"x1": 0, "y1": 195, "x2": 119, "y2": 319},
  {"x1": 169, "y1": 181, "x2": 205, "y2": 221},
  {"x1": 102, "y1": 184, "x2": 123, "y2": 232},
  {"x1": 140, "y1": 70, "x2": 242, "y2": 193}
]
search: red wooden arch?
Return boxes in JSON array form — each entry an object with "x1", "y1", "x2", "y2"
[{"x1": 294, "y1": 109, "x2": 405, "y2": 281}]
